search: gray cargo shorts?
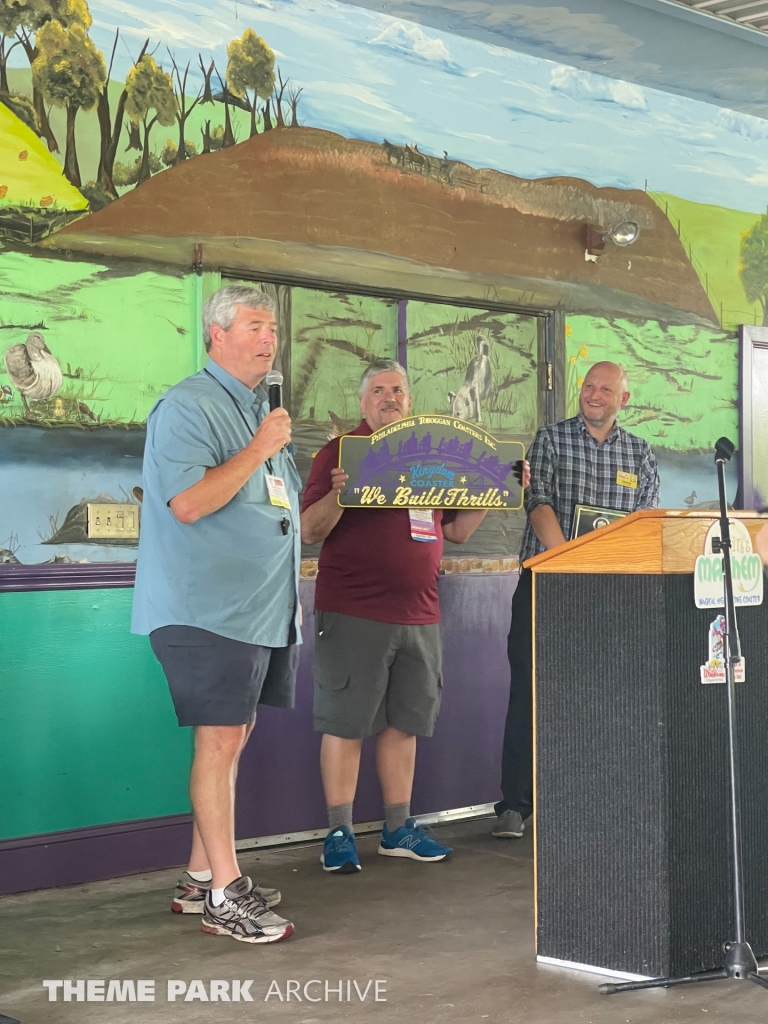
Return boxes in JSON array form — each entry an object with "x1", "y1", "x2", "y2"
[{"x1": 312, "y1": 609, "x2": 443, "y2": 739}]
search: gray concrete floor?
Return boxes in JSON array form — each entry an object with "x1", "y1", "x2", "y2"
[{"x1": 1, "y1": 817, "x2": 767, "y2": 1024}]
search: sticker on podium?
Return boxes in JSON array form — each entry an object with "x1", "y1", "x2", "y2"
[
  {"x1": 700, "y1": 614, "x2": 745, "y2": 684},
  {"x1": 694, "y1": 520, "x2": 763, "y2": 609}
]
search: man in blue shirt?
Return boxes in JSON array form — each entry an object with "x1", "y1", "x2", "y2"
[{"x1": 132, "y1": 285, "x2": 301, "y2": 944}]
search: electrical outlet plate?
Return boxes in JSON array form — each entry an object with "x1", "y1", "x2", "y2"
[{"x1": 86, "y1": 503, "x2": 140, "y2": 540}]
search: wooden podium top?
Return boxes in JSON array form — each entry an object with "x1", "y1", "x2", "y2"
[{"x1": 524, "y1": 509, "x2": 768, "y2": 575}]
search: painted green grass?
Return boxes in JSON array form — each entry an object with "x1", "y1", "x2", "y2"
[
  {"x1": 566, "y1": 316, "x2": 738, "y2": 451},
  {"x1": 650, "y1": 192, "x2": 762, "y2": 328},
  {"x1": 0, "y1": 251, "x2": 200, "y2": 424}
]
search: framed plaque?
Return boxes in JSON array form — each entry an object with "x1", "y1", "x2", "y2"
[
  {"x1": 338, "y1": 415, "x2": 525, "y2": 510},
  {"x1": 571, "y1": 504, "x2": 629, "y2": 540}
]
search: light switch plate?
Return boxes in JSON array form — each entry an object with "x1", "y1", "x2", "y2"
[{"x1": 86, "y1": 503, "x2": 140, "y2": 540}]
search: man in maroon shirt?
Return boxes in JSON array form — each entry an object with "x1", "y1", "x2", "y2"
[{"x1": 301, "y1": 358, "x2": 529, "y2": 872}]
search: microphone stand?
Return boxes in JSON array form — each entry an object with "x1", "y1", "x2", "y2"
[{"x1": 600, "y1": 438, "x2": 768, "y2": 996}]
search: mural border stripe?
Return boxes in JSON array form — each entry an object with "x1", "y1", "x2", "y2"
[{"x1": 0, "y1": 563, "x2": 136, "y2": 592}]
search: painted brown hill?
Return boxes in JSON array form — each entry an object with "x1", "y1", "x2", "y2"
[{"x1": 52, "y1": 127, "x2": 715, "y2": 321}]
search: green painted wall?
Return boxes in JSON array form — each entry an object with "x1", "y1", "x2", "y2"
[
  {"x1": 0, "y1": 589, "x2": 192, "y2": 840},
  {"x1": 565, "y1": 316, "x2": 738, "y2": 452},
  {"x1": 650, "y1": 192, "x2": 763, "y2": 329},
  {"x1": 0, "y1": 253, "x2": 200, "y2": 426}
]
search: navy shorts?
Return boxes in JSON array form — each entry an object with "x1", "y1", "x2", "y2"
[{"x1": 150, "y1": 625, "x2": 299, "y2": 727}]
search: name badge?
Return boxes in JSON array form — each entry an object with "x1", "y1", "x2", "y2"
[
  {"x1": 265, "y1": 474, "x2": 291, "y2": 509},
  {"x1": 408, "y1": 509, "x2": 438, "y2": 542},
  {"x1": 616, "y1": 471, "x2": 638, "y2": 489}
]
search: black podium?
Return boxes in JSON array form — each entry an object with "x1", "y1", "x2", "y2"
[{"x1": 528, "y1": 510, "x2": 768, "y2": 980}]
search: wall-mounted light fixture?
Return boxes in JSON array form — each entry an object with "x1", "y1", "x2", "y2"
[{"x1": 584, "y1": 220, "x2": 640, "y2": 262}]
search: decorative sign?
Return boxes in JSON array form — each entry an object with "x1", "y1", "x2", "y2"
[
  {"x1": 337, "y1": 416, "x2": 525, "y2": 510},
  {"x1": 694, "y1": 520, "x2": 763, "y2": 609},
  {"x1": 570, "y1": 504, "x2": 629, "y2": 540},
  {"x1": 700, "y1": 614, "x2": 745, "y2": 685}
]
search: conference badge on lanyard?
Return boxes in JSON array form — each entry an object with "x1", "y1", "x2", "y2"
[
  {"x1": 266, "y1": 474, "x2": 291, "y2": 509},
  {"x1": 409, "y1": 509, "x2": 438, "y2": 542}
]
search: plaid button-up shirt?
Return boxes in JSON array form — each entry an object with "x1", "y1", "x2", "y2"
[{"x1": 519, "y1": 414, "x2": 660, "y2": 565}]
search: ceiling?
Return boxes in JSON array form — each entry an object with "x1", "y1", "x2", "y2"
[
  {"x1": 337, "y1": 0, "x2": 768, "y2": 120},
  {"x1": 664, "y1": 0, "x2": 768, "y2": 36}
]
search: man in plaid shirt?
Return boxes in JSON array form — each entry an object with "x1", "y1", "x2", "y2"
[{"x1": 492, "y1": 361, "x2": 660, "y2": 839}]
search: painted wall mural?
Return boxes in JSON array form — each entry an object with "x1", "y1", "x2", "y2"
[
  {"x1": 1, "y1": 0, "x2": 767, "y2": 567},
  {"x1": 565, "y1": 318, "x2": 740, "y2": 510},
  {"x1": 0, "y1": 254, "x2": 197, "y2": 564}
]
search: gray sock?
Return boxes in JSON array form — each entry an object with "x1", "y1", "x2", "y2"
[
  {"x1": 327, "y1": 803, "x2": 353, "y2": 831},
  {"x1": 384, "y1": 803, "x2": 410, "y2": 833}
]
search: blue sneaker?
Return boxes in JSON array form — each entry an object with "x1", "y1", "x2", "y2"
[
  {"x1": 378, "y1": 818, "x2": 453, "y2": 862},
  {"x1": 321, "y1": 826, "x2": 361, "y2": 873}
]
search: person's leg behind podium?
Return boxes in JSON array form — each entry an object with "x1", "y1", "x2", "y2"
[{"x1": 493, "y1": 569, "x2": 534, "y2": 838}]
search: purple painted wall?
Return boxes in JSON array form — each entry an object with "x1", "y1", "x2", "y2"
[{"x1": 234, "y1": 573, "x2": 516, "y2": 839}]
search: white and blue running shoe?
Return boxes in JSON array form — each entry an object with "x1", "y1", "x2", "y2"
[
  {"x1": 378, "y1": 818, "x2": 453, "y2": 862},
  {"x1": 321, "y1": 826, "x2": 361, "y2": 873}
]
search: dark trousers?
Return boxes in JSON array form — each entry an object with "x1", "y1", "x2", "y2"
[{"x1": 495, "y1": 568, "x2": 533, "y2": 818}]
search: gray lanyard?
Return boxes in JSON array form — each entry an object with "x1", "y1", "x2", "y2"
[
  {"x1": 204, "y1": 368, "x2": 273, "y2": 474},
  {"x1": 205, "y1": 369, "x2": 290, "y2": 534}
]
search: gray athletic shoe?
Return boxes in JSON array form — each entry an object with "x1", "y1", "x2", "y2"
[
  {"x1": 492, "y1": 810, "x2": 525, "y2": 838},
  {"x1": 201, "y1": 876, "x2": 294, "y2": 944},
  {"x1": 171, "y1": 871, "x2": 281, "y2": 913}
]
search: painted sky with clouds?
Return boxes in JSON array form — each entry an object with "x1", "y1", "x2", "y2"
[{"x1": 38, "y1": 0, "x2": 768, "y2": 213}]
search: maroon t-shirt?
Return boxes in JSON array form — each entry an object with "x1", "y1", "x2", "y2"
[{"x1": 302, "y1": 420, "x2": 456, "y2": 625}]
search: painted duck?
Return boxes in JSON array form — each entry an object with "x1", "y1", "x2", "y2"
[{"x1": 3, "y1": 332, "x2": 63, "y2": 416}]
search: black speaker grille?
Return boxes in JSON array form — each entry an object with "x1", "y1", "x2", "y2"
[{"x1": 535, "y1": 572, "x2": 768, "y2": 978}]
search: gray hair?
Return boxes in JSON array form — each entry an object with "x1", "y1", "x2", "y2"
[
  {"x1": 202, "y1": 285, "x2": 276, "y2": 351},
  {"x1": 359, "y1": 358, "x2": 410, "y2": 398}
]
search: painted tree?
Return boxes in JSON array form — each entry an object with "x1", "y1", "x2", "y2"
[
  {"x1": 32, "y1": 20, "x2": 105, "y2": 186},
  {"x1": 198, "y1": 56, "x2": 215, "y2": 104},
  {"x1": 161, "y1": 137, "x2": 197, "y2": 166},
  {"x1": 113, "y1": 151, "x2": 161, "y2": 187},
  {"x1": 287, "y1": 84, "x2": 303, "y2": 127},
  {"x1": 0, "y1": 5, "x2": 24, "y2": 95},
  {"x1": 96, "y1": 32, "x2": 149, "y2": 197},
  {"x1": 226, "y1": 27, "x2": 274, "y2": 138},
  {"x1": 269, "y1": 69, "x2": 289, "y2": 128},
  {"x1": 14, "y1": 0, "x2": 92, "y2": 152},
  {"x1": 0, "y1": 91, "x2": 39, "y2": 134},
  {"x1": 212, "y1": 63, "x2": 237, "y2": 148},
  {"x1": 740, "y1": 213, "x2": 768, "y2": 326},
  {"x1": 124, "y1": 120, "x2": 141, "y2": 151},
  {"x1": 201, "y1": 121, "x2": 224, "y2": 153},
  {"x1": 124, "y1": 54, "x2": 176, "y2": 185},
  {"x1": 167, "y1": 49, "x2": 209, "y2": 164}
]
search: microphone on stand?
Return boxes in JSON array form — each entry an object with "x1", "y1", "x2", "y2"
[
  {"x1": 265, "y1": 369, "x2": 284, "y2": 412},
  {"x1": 715, "y1": 437, "x2": 735, "y2": 464}
]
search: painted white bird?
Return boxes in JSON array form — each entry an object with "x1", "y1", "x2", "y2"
[{"x1": 3, "y1": 332, "x2": 63, "y2": 416}]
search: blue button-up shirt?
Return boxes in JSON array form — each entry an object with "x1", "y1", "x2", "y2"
[{"x1": 131, "y1": 359, "x2": 302, "y2": 647}]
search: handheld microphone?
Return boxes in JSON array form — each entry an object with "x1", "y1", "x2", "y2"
[
  {"x1": 265, "y1": 370, "x2": 283, "y2": 411},
  {"x1": 714, "y1": 437, "x2": 735, "y2": 464}
]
